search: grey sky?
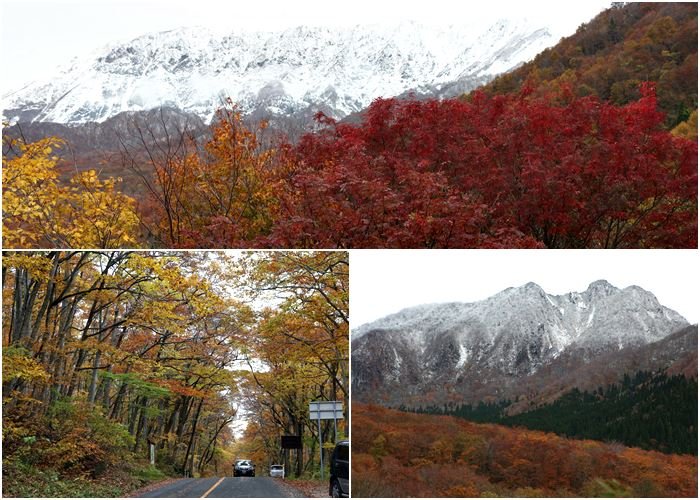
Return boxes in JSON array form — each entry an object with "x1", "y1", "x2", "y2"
[
  {"x1": 1, "y1": 0, "x2": 610, "y2": 93},
  {"x1": 350, "y1": 250, "x2": 699, "y2": 327}
]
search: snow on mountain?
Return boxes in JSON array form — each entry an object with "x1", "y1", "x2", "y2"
[
  {"x1": 351, "y1": 281, "x2": 689, "y2": 406},
  {"x1": 353, "y1": 280, "x2": 687, "y2": 350},
  {"x1": 3, "y1": 19, "x2": 556, "y2": 125}
]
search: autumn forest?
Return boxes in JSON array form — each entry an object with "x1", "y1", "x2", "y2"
[
  {"x1": 352, "y1": 404, "x2": 697, "y2": 498},
  {"x1": 2, "y1": 251, "x2": 348, "y2": 497},
  {"x1": 3, "y1": 3, "x2": 697, "y2": 249}
]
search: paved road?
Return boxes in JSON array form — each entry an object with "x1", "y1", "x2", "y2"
[{"x1": 139, "y1": 477, "x2": 295, "y2": 498}]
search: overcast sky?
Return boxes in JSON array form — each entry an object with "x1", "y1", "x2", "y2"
[
  {"x1": 350, "y1": 250, "x2": 699, "y2": 327},
  {"x1": 1, "y1": 0, "x2": 610, "y2": 93}
]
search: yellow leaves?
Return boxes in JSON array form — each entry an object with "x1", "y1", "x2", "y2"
[
  {"x1": 1, "y1": 253, "x2": 54, "y2": 281},
  {"x1": 127, "y1": 301, "x2": 184, "y2": 334},
  {"x1": 143, "y1": 109, "x2": 279, "y2": 246},
  {"x1": 2, "y1": 138, "x2": 62, "y2": 248},
  {"x1": 122, "y1": 253, "x2": 228, "y2": 334},
  {"x1": 2, "y1": 137, "x2": 140, "y2": 249},
  {"x1": 671, "y1": 109, "x2": 697, "y2": 141},
  {"x1": 64, "y1": 170, "x2": 140, "y2": 247},
  {"x1": 2, "y1": 346, "x2": 50, "y2": 384}
]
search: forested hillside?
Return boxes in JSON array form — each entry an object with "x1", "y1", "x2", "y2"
[
  {"x1": 483, "y1": 2, "x2": 697, "y2": 130},
  {"x1": 352, "y1": 403, "x2": 698, "y2": 497},
  {"x1": 415, "y1": 370, "x2": 698, "y2": 455},
  {"x1": 2, "y1": 251, "x2": 348, "y2": 497}
]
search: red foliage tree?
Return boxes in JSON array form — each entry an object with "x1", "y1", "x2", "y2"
[
  {"x1": 268, "y1": 84, "x2": 696, "y2": 248},
  {"x1": 133, "y1": 84, "x2": 695, "y2": 249}
]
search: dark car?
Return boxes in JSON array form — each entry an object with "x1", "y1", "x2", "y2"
[
  {"x1": 329, "y1": 440, "x2": 349, "y2": 497},
  {"x1": 234, "y1": 459, "x2": 255, "y2": 477}
]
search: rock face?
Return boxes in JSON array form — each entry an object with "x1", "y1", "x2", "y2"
[
  {"x1": 3, "y1": 20, "x2": 556, "y2": 125},
  {"x1": 351, "y1": 281, "x2": 691, "y2": 407}
]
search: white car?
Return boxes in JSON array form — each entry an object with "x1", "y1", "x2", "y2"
[{"x1": 270, "y1": 464, "x2": 285, "y2": 478}]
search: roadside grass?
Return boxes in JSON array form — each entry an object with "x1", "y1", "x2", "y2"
[
  {"x1": 2, "y1": 459, "x2": 169, "y2": 497},
  {"x1": 132, "y1": 464, "x2": 168, "y2": 482}
]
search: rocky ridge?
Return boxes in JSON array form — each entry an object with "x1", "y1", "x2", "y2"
[
  {"x1": 3, "y1": 20, "x2": 556, "y2": 125},
  {"x1": 352, "y1": 281, "x2": 691, "y2": 407}
]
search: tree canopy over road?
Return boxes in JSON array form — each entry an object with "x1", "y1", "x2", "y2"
[{"x1": 2, "y1": 250, "x2": 348, "y2": 497}]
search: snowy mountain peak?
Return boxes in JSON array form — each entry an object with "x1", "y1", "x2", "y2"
[
  {"x1": 585, "y1": 279, "x2": 618, "y2": 295},
  {"x1": 4, "y1": 19, "x2": 557, "y2": 125},
  {"x1": 587, "y1": 278, "x2": 616, "y2": 290},
  {"x1": 352, "y1": 281, "x2": 690, "y2": 407},
  {"x1": 522, "y1": 281, "x2": 546, "y2": 294},
  {"x1": 353, "y1": 281, "x2": 687, "y2": 365}
]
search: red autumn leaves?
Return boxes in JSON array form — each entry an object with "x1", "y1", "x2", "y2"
[
  {"x1": 15, "y1": 83, "x2": 691, "y2": 249},
  {"x1": 262, "y1": 85, "x2": 696, "y2": 248}
]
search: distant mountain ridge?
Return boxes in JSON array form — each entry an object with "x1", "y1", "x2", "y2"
[
  {"x1": 3, "y1": 19, "x2": 556, "y2": 125},
  {"x1": 352, "y1": 280, "x2": 691, "y2": 407}
]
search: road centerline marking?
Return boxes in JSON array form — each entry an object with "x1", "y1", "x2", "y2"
[{"x1": 201, "y1": 477, "x2": 225, "y2": 498}]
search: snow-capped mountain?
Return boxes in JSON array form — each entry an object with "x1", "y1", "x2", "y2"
[
  {"x1": 3, "y1": 19, "x2": 556, "y2": 125},
  {"x1": 352, "y1": 281, "x2": 690, "y2": 407}
]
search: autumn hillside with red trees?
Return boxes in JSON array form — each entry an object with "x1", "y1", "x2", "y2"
[
  {"x1": 4, "y1": 85, "x2": 696, "y2": 249},
  {"x1": 3, "y1": 2, "x2": 697, "y2": 250},
  {"x1": 352, "y1": 404, "x2": 698, "y2": 498},
  {"x1": 277, "y1": 84, "x2": 696, "y2": 249}
]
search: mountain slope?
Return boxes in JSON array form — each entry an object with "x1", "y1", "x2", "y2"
[
  {"x1": 500, "y1": 369, "x2": 698, "y2": 455},
  {"x1": 351, "y1": 281, "x2": 690, "y2": 407},
  {"x1": 481, "y1": 2, "x2": 698, "y2": 127},
  {"x1": 509, "y1": 323, "x2": 698, "y2": 411},
  {"x1": 352, "y1": 403, "x2": 698, "y2": 497},
  {"x1": 3, "y1": 20, "x2": 556, "y2": 125}
]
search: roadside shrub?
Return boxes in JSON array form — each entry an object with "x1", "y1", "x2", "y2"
[{"x1": 42, "y1": 398, "x2": 134, "y2": 475}]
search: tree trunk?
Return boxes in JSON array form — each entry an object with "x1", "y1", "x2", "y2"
[
  {"x1": 181, "y1": 398, "x2": 204, "y2": 475},
  {"x1": 87, "y1": 350, "x2": 102, "y2": 405}
]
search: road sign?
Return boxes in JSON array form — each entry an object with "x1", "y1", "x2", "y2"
[
  {"x1": 281, "y1": 435, "x2": 303, "y2": 449},
  {"x1": 309, "y1": 401, "x2": 344, "y2": 420},
  {"x1": 309, "y1": 401, "x2": 344, "y2": 480}
]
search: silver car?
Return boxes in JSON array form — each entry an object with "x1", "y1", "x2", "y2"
[{"x1": 269, "y1": 464, "x2": 285, "y2": 478}]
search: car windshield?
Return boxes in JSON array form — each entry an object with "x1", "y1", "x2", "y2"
[{"x1": 271, "y1": 465, "x2": 282, "y2": 470}]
